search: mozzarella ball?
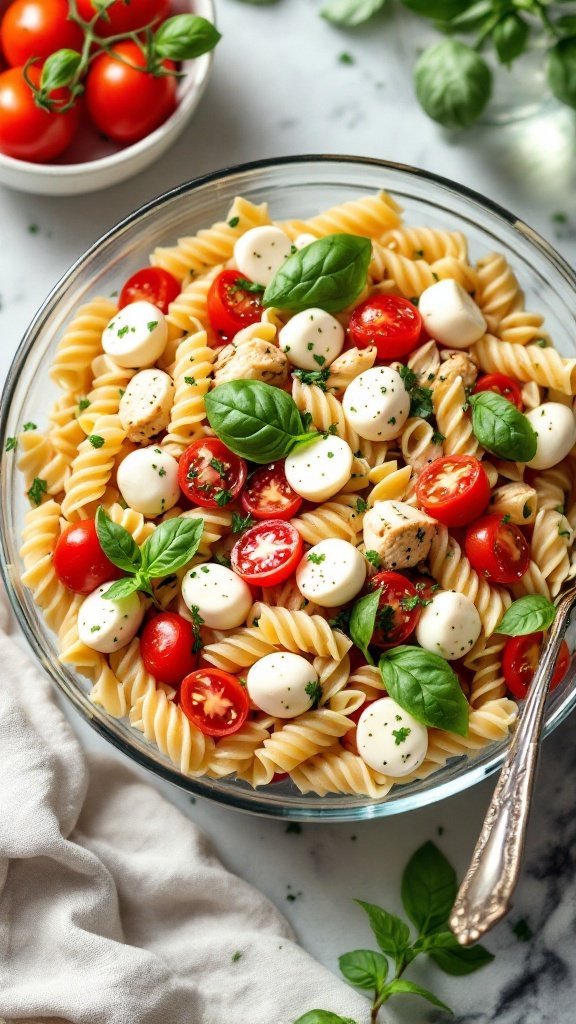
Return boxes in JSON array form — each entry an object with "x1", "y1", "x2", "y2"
[
  {"x1": 116, "y1": 447, "x2": 180, "y2": 517},
  {"x1": 247, "y1": 652, "x2": 319, "y2": 718},
  {"x1": 356, "y1": 697, "x2": 428, "y2": 777},
  {"x1": 102, "y1": 301, "x2": 168, "y2": 368},
  {"x1": 119, "y1": 368, "x2": 175, "y2": 442},
  {"x1": 296, "y1": 538, "x2": 366, "y2": 608},
  {"x1": 342, "y1": 366, "x2": 410, "y2": 442},
  {"x1": 284, "y1": 435, "x2": 353, "y2": 503},
  {"x1": 278, "y1": 308, "x2": 345, "y2": 370},
  {"x1": 78, "y1": 583, "x2": 144, "y2": 654},
  {"x1": 233, "y1": 226, "x2": 293, "y2": 286},
  {"x1": 181, "y1": 562, "x2": 252, "y2": 630},
  {"x1": 418, "y1": 279, "x2": 486, "y2": 349},
  {"x1": 416, "y1": 590, "x2": 481, "y2": 661},
  {"x1": 525, "y1": 402, "x2": 576, "y2": 470}
]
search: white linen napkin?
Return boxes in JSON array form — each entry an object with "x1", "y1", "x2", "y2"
[{"x1": 0, "y1": 586, "x2": 368, "y2": 1024}]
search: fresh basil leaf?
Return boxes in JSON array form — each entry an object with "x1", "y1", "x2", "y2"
[
  {"x1": 414, "y1": 40, "x2": 492, "y2": 129},
  {"x1": 96, "y1": 506, "x2": 142, "y2": 573},
  {"x1": 101, "y1": 577, "x2": 141, "y2": 601},
  {"x1": 402, "y1": 0, "x2": 475, "y2": 21},
  {"x1": 141, "y1": 516, "x2": 204, "y2": 578},
  {"x1": 338, "y1": 949, "x2": 388, "y2": 991},
  {"x1": 420, "y1": 932, "x2": 494, "y2": 975},
  {"x1": 41, "y1": 48, "x2": 82, "y2": 91},
  {"x1": 380, "y1": 978, "x2": 452, "y2": 1012},
  {"x1": 355, "y1": 900, "x2": 411, "y2": 964},
  {"x1": 492, "y1": 13, "x2": 530, "y2": 65},
  {"x1": 548, "y1": 37, "x2": 576, "y2": 109},
  {"x1": 379, "y1": 646, "x2": 469, "y2": 736},
  {"x1": 205, "y1": 380, "x2": 318, "y2": 463},
  {"x1": 401, "y1": 841, "x2": 457, "y2": 935},
  {"x1": 263, "y1": 234, "x2": 371, "y2": 313},
  {"x1": 349, "y1": 590, "x2": 380, "y2": 665},
  {"x1": 294, "y1": 1013, "x2": 358, "y2": 1024},
  {"x1": 496, "y1": 595, "x2": 557, "y2": 636},
  {"x1": 468, "y1": 391, "x2": 537, "y2": 461},
  {"x1": 321, "y1": 0, "x2": 386, "y2": 27},
  {"x1": 153, "y1": 15, "x2": 221, "y2": 60}
]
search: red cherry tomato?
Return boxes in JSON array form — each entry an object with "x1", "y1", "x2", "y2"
[
  {"x1": 503, "y1": 632, "x2": 570, "y2": 700},
  {"x1": 119, "y1": 267, "x2": 180, "y2": 314},
  {"x1": 53, "y1": 519, "x2": 122, "y2": 594},
  {"x1": 178, "y1": 438, "x2": 247, "y2": 509},
  {"x1": 347, "y1": 294, "x2": 422, "y2": 360},
  {"x1": 0, "y1": 65, "x2": 79, "y2": 161},
  {"x1": 416, "y1": 455, "x2": 491, "y2": 528},
  {"x1": 473, "y1": 373, "x2": 523, "y2": 411},
  {"x1": 367, "y1": 570, "x2": 422, "y2": 648},
  {"x1": 85, "y1": 41, "x2": 176, "y2": 145},
  {"x1": 76, "y1": 0, "x2": 170, "y2": 35},
  {"x1": 140, "y1": 612, "x2": 198, "y2": 687},
  {"x1": 464, "y1": 514, "x2": 530, "y2": 585},
  {"x1": 207, "y1": 269, "x2": 264, "y2": 340},
  {"x1": 231, "y1": 520, "x2": 303, "y2": 586},
  {"x1": 179, "y1": 668, "x2": 249, "y2": 737},
  {"x1": 240, "y1": 462, "x2": 302, "y2": 521},
  {"x1": 0, "y1": 0, "x2": 84, "y2": 67}
]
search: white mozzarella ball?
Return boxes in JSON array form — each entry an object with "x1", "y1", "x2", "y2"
[
  {"x1": 78, "y1": 583, "x2": 144, "y2": 654},
  {"x1": 525, "y1": 402, "x2": 576, "y2": 470},
  {"x1": 342, "y1": 366, "x2": 410, "y2": 442},
  {"x1": 102, "y1": 301, "x2": 168, "y2": 368},
  {"x1": 296, "y1": 538, "x2": 366, "y2": 608},
  {"x1": 284, "y1": 435, "x2": 353, "y2": 503},
  {"x1": 416, "y1": 590, "x2": 481, "y2": 661},
  {"x1": 119, "y1": 368, "x2": 175, "y2": 442},
  {"x1": 293, "y1": 232, "x2": 317, "y2": 250},
  {"x1": 181, "y1": 562, "x2": 252, "y2": 630},
  {"x1": 247, "y1": 652, "x2": 319, "y2": 718},
  {"x1": 356, "y1": 697, "x2": 428, "y2": 777},
  {"x1": 116, "y1": 447, "x2": 180, "y2": 518},
  {"x1": 233, "y1": 226, "x2": 293, "y2": 286},
  {"x1": 278, "y1": 308, "x2": 345, "y2": 371},
  {"x1": 418, "y1": 279, "x2": 486, "y2": 349}
]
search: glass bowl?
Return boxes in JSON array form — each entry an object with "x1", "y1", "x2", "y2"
[{"x1": 1, "y1": 155, "x2": 575, "y2": 821}]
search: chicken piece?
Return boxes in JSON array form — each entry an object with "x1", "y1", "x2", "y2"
[
  {"x1": 363, "y1": 500, "x2": 437, "y2": 570},
  {"x1": 213, "y1": 338, "x2": 289, "y2": 386},
  {"x1": 436, "y1": 349, "x2": 479, "y2": 389},
  {"x1": 488, "y1": 482, "x2": 538, "y2": 525}
]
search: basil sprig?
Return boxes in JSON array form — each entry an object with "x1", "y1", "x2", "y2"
[
  {"x1": 95, "y1": 507, "x2": 204, "y2": 601},
  {"x1": 468, "y1": 390, "x2": 537, "y2": 462},
  {"x1": 262, "y1": 233, "x2": 371, "y2": 313},
  {"x1": 349, "y1": 590, "x2": 381, "y2": 666},
  {"x1": 496, "y1": 595, "x2": 557, "y2": 637},
  {"x1": 379, "y1": 646, "x2": 469, "y2": 736},
  {"x1": 205, "y1": 380, "x2": 320, "y2": 463}
]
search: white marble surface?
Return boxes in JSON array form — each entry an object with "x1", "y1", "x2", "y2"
[{"x1": 2, "y1": 1, "x2": 576, "y2": 1020}]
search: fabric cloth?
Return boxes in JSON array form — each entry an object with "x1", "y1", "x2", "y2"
[{"x1": 0, "y1": 586, "x2": 368, "y2": 1024}]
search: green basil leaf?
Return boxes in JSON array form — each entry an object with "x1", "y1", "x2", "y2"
[
  {"x1": 548, "y1": 38, "x2": 576, "y2": 110},
  {"x1": 140, "y1": 516, "x2": 204, "y2": 578},
  {"x1": 40, "y1": 48, "x2": 82, "y2": 92},
  {"x1": 414, "y1": 40, "x2": 492, "y2": 129},
  {"x1": 263, "y1": 234, "x2": 371, "y2": 313},
  {"x1": 205, "y1": 380, "x2": 317, "y2": 463},
  {"x1": 379, "y1": 646, "x2": 469, "y2": 736},
  {"x1": 96, "y1": 506, "x2": 142, "y2": 573},
  {"x1": 355, "y1": 900, "x2": 411, "y2": 964},
  {"x1": 338, "y1": 949, "x2": 388, "y2": 991},
  {"x1": 294, "y1": 1013, "x2": 358, "y2": 1024},
  {"x1": 468, "y1": 391, "x2": 537, "y2": 461},
  {"x1": 402, "y1": 0, "x2": 475, "y2": 21},
  {"x1": 401, "y1": 841, "x2": 457, "y2": 935},
  {"x1": 380, "y1": 978, "x2": 452, "y2": 1012},
  {"x1": 492, "y1": 13, "x2": 530, "y2": 65},
  {"x1": 101, "y1": 577, "x2": 141, "y2": 601},
  {"x1": 349, "y1": 590, "x2": 380, "y2": 665},
  {"x1": 422, "y1": 932, "x2": 494, "y2": 975},
  {"x1": 496, "y1": 594, "x2": 557, "y2": 636},
  {"x1": 321, "y1": 0, "x2": 386, "y2": 27},
  {"x1": 153, "y1": 15, "x2": 221, "y2": 60}
]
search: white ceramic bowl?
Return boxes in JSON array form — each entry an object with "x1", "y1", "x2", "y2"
[{"x1": 0, "y1": 0, "x2": 215, "y2": 196}]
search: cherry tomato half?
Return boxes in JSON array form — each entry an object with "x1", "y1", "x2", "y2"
[
  {"x1": 179, "y1": 667, "x2": 249, "y2": 737},
  {"x1": 473, "y1": 373, "x2": 523, "y2": 411},
  {"x1": 231, "y1": 520, "x2": 303, "y2": 586},
  {"x1": 76, "y1": 0, "x2": 170, "y2": 36},
  {"x1": 207, "y1": 269, "x2": 264, "y2": 340},
  {"x1": 53, "y1": 519, "x2": 122, "y2": 594},
  {"x1": 178, "y1": 438, "x2": 247, "y2": 509},
  {"x1": 240, "y1": 462, "x2": 302, "y2": 521},
  {"x1": 347, "y1": 294, "x2": 422, "y2": 361},
  {"x1": 464, "y1": 514, "x2": 530, "y2": 585},
  {"x1": 503, "y1": 632, "x2": 570, "y2": 700},
  {"x1": 119, "y1": 267, "x2": 180, "y2": 314},
  {"x1": 416, "y1": 455, "x2": 491, "y2": 528},
  {"x1": 0, "y1": 65, "x2": 79, "y2": 161},
  {"x1": 85, "y1": 41, "x2": 176, "y2": 145},
  {"x1": 368, "y1": 571, "x2": 422, "y2": 648},
  {"x1": 140, "y1": 612, "x2": 198, "y2": 687},
  {"x1": 1, "y1": 0, "x2": 84, "y2": 67}
]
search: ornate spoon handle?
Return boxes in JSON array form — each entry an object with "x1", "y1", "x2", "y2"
[{"x1": 450, "y1": 586, "x2": 576, "y2": 945}]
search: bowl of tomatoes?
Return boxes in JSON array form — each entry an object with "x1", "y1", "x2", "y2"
[{"x1": 0, "y1": 0, "x2": 218, "y2": 195}]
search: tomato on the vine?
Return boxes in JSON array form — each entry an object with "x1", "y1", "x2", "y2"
[
  {"x1": 473, "y1": 373, "x2": 523, "y2": 411},
  {"x1": 76, "y1": 0, "x2": 170, "y2": 36},
  {"x1": 140, "y1": 612, "x2": 198, "y2": 687},
  {"x1": 0, "y1": 0, "x2": 84, "y2": 67},
  {"x1": 179, "y1": 668, "x2": 249, "y2": 737},
  {"x1": 207, "y1": 269, "x2": 264, "y2": 340},
  {"x1": 240, "y1": 462, "x2": 302, "y2": 521},
  {"x1": 503, "y1": 632, "x2": 570, "y2": 700},
  {"x1": 464, "y1": 514, "x2": 530, "y2": 585},
  {"x1": 178, "y1": 438, "x2": 247, "y2": 509},
  {"x1": 368, "y1": 571, "x2": 422, "y2": 648},
  {"x1": 0, "y1": 65, "x2": 79, "y2": 161},
  {"x1": 231, "y1": 520, "x2": 303, "y2": 586},
  {"x1": 85, "y1": 41, "x2": 176, "y2": 144},
  {"x1": 347, "y1": 294, "x2": 422, "y2": 360},
  {"x1": 416, "y1": 455, "x2": 491, "y2": 527},
  {"x1": 53, "y1": 519, "x2": 122, "y2": 594},
  {"x1": 119, "y1": 267, "x2": 181, "y2": 314}
]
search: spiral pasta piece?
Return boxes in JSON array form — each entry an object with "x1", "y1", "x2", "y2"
[
  {"x1": 50, "y1": 297, "x2": 116, "y2": 394},
  {"x1": 130, "y1": 687, "x2": 214, "y2": 774},
  {"x1": 161, "y1": 323, "x2": 215, "y2": 456},
  {"x1": 473, "y1": 335, "x2": 576, "y2": 395},
  {"x1": 78, "y1": 355, "x2": 135, "y2": 434},
  {"x1": 61, "y1": 414, "x2": 127, "y2": 521},
  {"x1": 256, "y1": 606, "x2": 352, "y2": 660},
  {"x1": 428, "y1": 526, "x2": 511, "y2": 636}
]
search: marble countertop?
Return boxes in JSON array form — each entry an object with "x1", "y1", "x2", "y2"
[{"x1": 1, "y1": 1, "x2": 576, "y2": 1020}]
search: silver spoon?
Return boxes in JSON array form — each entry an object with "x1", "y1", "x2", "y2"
[{"x1": 450, "y1": 581, "x2": 576, "y2": 945}]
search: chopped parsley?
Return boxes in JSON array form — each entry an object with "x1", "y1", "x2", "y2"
[
  {"x1": 22, "y1": 422, "x2": 37, "y2": 432},
  {"x1": 392, "y1": 726, "x2": 411, "y2": 745},
  {"x1": 214, "y1": 488, "x2": 233, "y2": 506},
  {"x1": 27, "y1": 477, "x2": 47, "y2": 506},
  {"x1": 365, "y1": 550, "x2": 381, "y2": 569},
  {"x1": 305, "y1": 679, "x2": 323, "y2": 709},
  {"x1": 88, "y1": 434, "x2": 105, "y2": 448},
  {"x1": 307, "y1": 552, "x2": 326, "y2": 565},
  {"x1": 4, "y1": 437, "x2": 17, "y2": 452},
  {"x1": 232, "y1": 511, "x2": 255, "y2": 534},
  {"x1": 228, "y1": 216, "x2": 240, "y2": 228},
  {"x1": 292, "y1": 366, "x2": 330, "y2": 390}
]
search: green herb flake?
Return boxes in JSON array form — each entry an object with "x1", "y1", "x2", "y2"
[
  {"x1": 88, "y1": 434, "x2": 105, "y2": 449},
  {"x1": 27, "y1": 477, "x2": 47, "y2": 506}
]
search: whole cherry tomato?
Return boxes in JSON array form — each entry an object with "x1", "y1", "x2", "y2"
[
  {"x1": 368, "y1": 571, "x2": 422, "y2": 648},
  {"x1": 140, "y1": 612, "x2": 198, "y2": 687},
  {"x1": 347, "y1": 294, "x2": 422, "y2": 360},
  {"x1": 85, "y1": 41, "x2": 176, "y2": 144},
  {"x1": 119, "y1": 267, "x2": 180, "y2": 314},
  {"x1": 473, "y1": 373, "x2": 523, "y2": 411},
  {"x1": 178, "y1": 438, "x2": 247, "y2": 509},
  {"x1": 416, "y1": 455, "x2": 491, "y2": 527},
  {"x1": 231, "y1": 520, "x2": 303, "y2": 587},
  {"x1": 0, "y1": 0, "x2": 84, "y2": 67},
  {"x1": 464, "y1": 514, "x2": 530, "y2": 585},
  {"x1": 180, "y1": 667, "x2": 249, "y2": 737},
  {"x1": 53, "y1": 519, "x2": 122, "y2": 594},
  {"x1": 503, "y1": 632, "x2": 570, "y2": 700},
  {"x1": 240, "y1": 462, "x2": 302, "y2": 521},
  {"x1": 76, "y1": 0, "x2": 170, "y2": 36},
  {"x1": 0, "y1": 65, "x2": 79, "y2": 161},
  {"x1": 207, "y1": 269, "x2": 264, "y2": 340}
]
